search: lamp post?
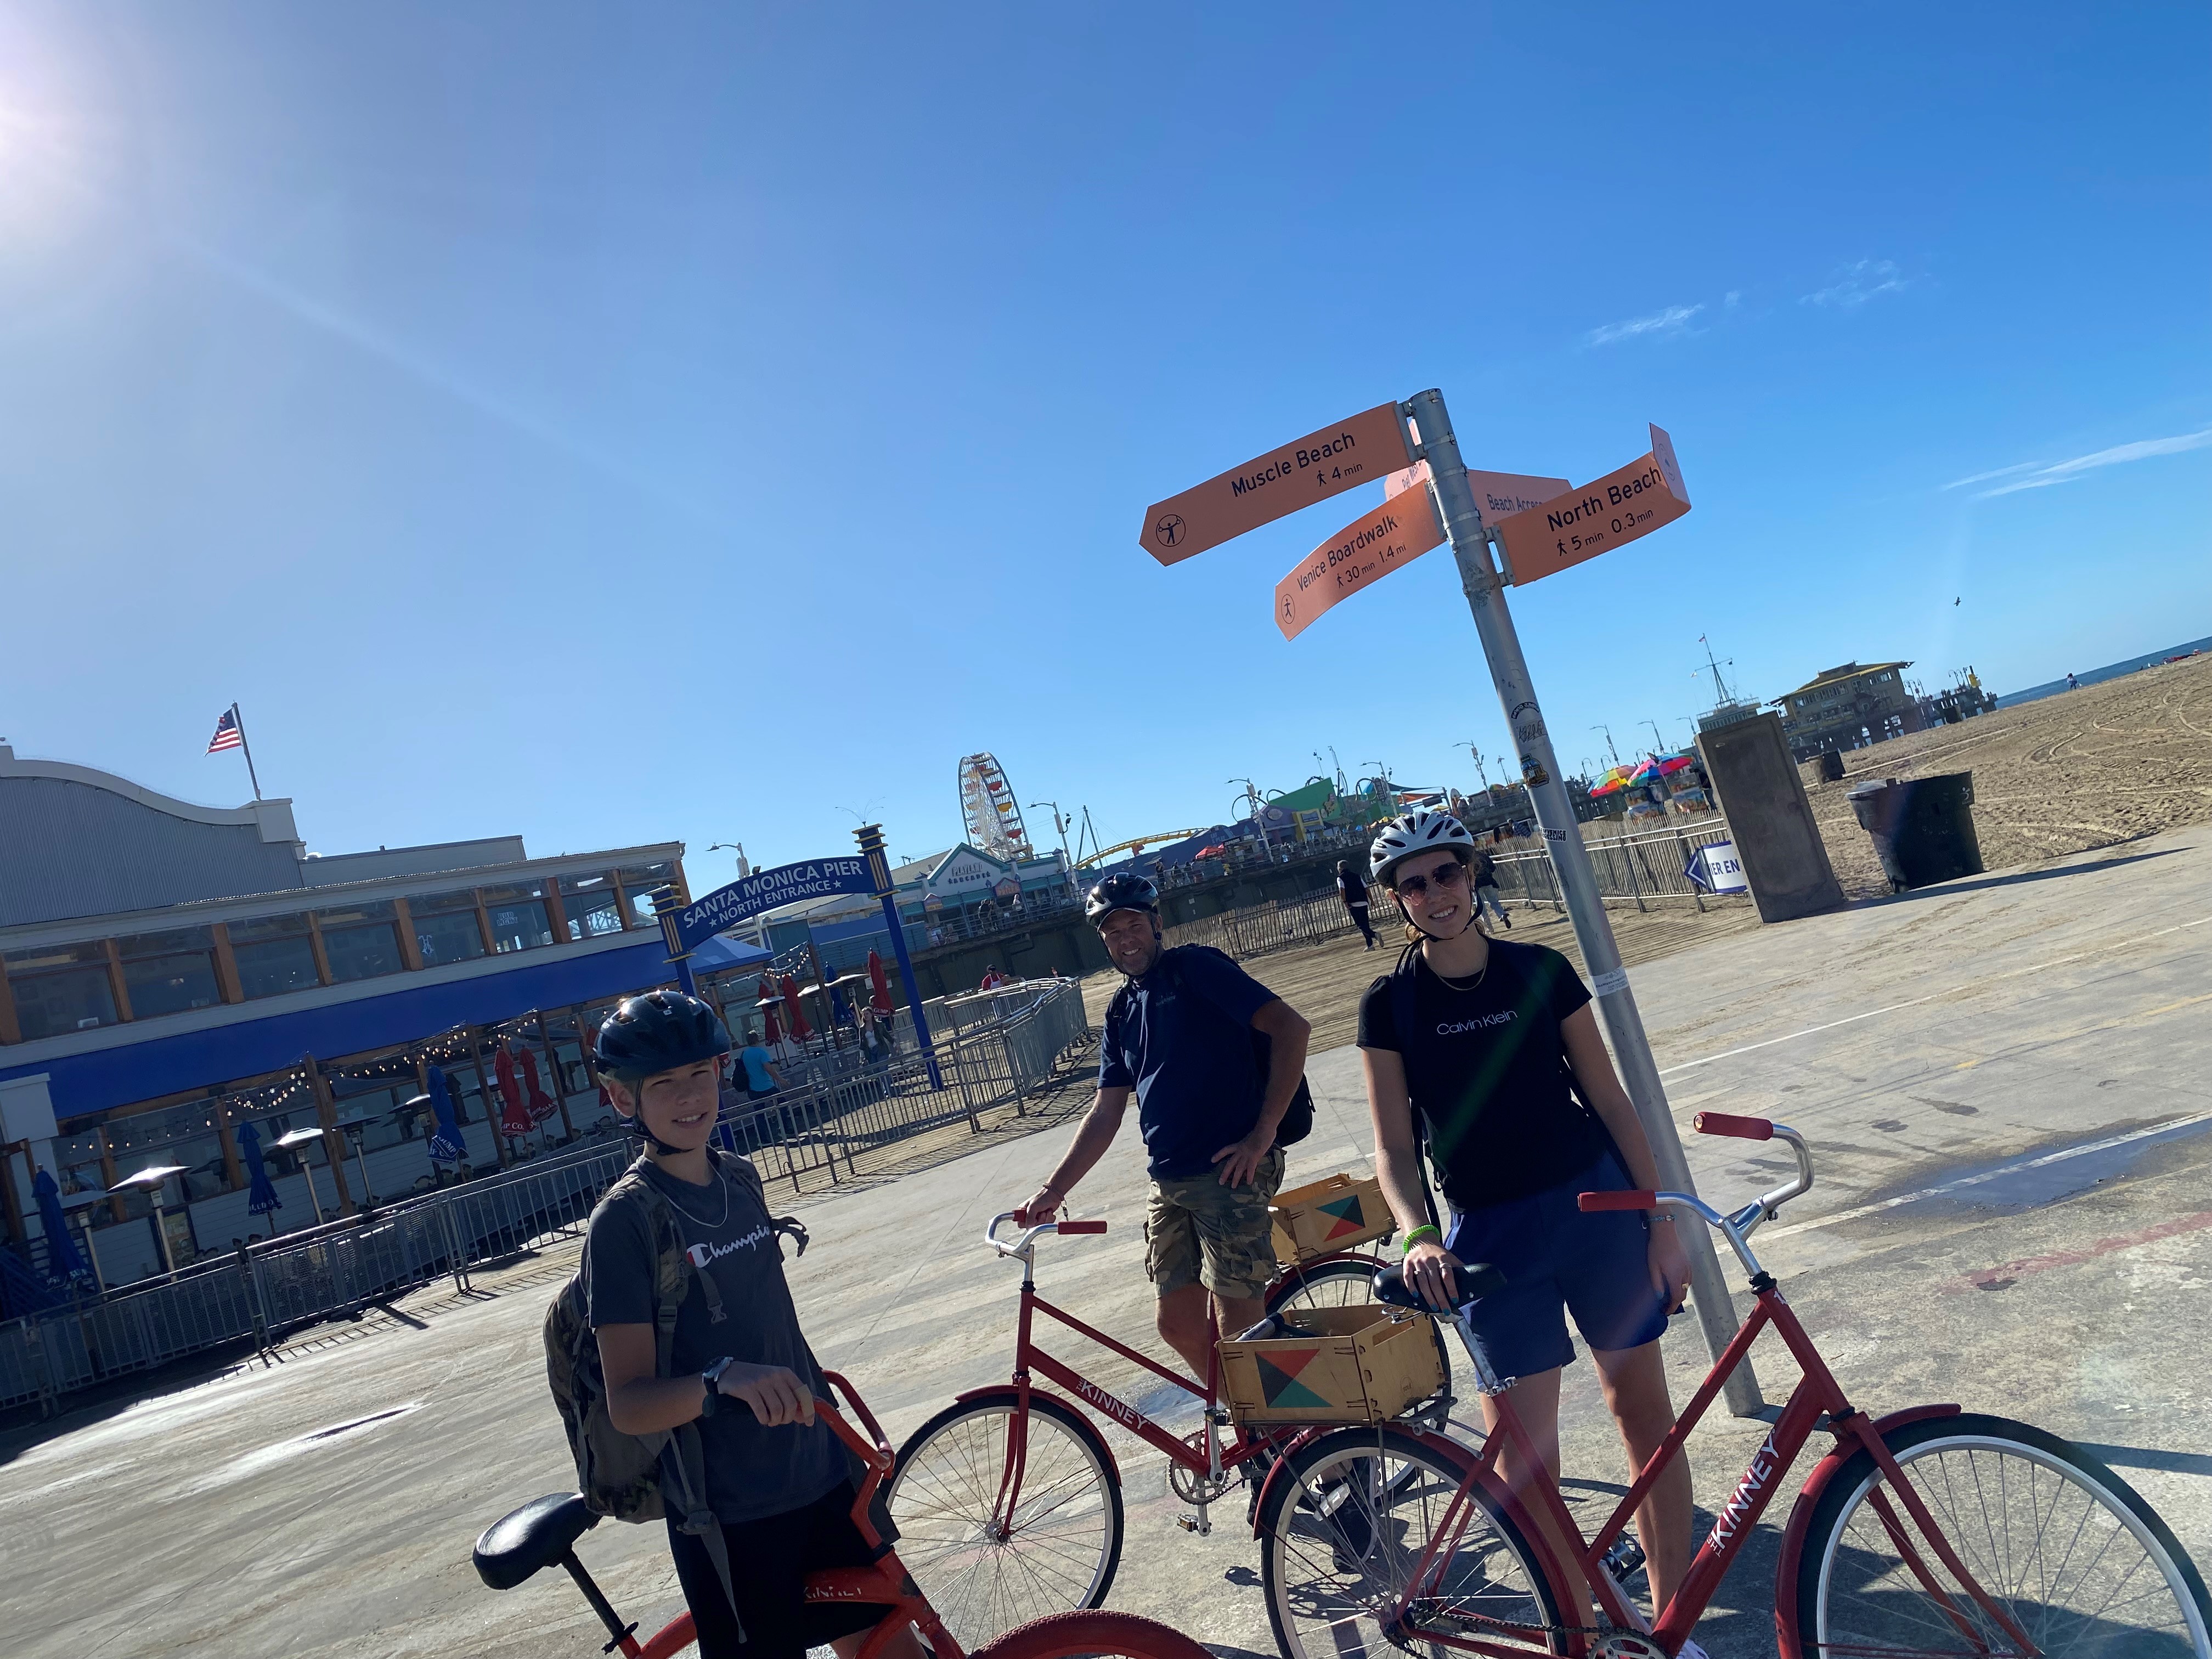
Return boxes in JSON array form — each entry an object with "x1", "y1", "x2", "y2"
[
  {"x1": 106, "y1": 1165, "x2": 189, "y2": 1276},
  {"x1": 707, "y1": 842, "x2": 752, "y2": 878},
  {"x1": 60, "y1": 1188, "x2": 110, "y2": 1290},
  {"x1": 273, "y1": 1128, "x2": 331, "y2": 1226},
  {"x1": 1229, "y1": 778, "x2": 1273, "y2": 859},
  {"x1": 1029, "y1": 801, "x2": 1077, "y2": 898}
]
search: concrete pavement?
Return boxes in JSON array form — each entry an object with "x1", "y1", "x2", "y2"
[{"x1": 2, "y1": 821, "x2": 2207, "y2": 1658}]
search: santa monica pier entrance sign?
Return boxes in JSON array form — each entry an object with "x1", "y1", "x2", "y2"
[{"x1": 652, "y1": 826, "x2": 941, "y2": 1088}]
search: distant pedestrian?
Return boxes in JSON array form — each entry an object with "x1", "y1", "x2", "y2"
[
  {"x1": 1472, "y1": 850, "x2": 1513, "y2": 930},
  {"x1": 2067, "y1": 672, "x2": 2079, "y2": 691},
  {"x1": 733, "y1": 1028, "x2": 785, "y2": 1103},
  {"x1": 1336, "y1": 858, "x2": 1377, "y2": 950}
]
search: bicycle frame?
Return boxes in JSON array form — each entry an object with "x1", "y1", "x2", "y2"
[
  {"x1": 1373, "y1": 1124, "x2": 2044, "y2": 1659},
  {"x1": 610, "y1": 1374, "x2": 964, "y2": 1659}
]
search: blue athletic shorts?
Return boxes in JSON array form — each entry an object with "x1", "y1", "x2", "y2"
[{"x1": 1444, "y1": 1149, "x2": 1669, "y2": 1380}]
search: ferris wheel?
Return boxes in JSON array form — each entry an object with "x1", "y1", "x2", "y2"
[{"x1": 957, "y1": 753, "x2": 1032, "y2": 862}]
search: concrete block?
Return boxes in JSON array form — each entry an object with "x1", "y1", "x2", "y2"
[{"x1": 1697, "y1": 713, "x2": 1846, "y2": 922}]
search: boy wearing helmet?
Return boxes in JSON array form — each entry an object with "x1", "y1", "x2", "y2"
[
  {"x1": 583, "y1": 991, "x2": 921, "y2": 1659},
  {"x1": 1016, "y1": 873, "x2": 1312, "y2": 1379},
  {"x1": 1358, "y1": 811, "x2": 1700, "y2": 1638}
]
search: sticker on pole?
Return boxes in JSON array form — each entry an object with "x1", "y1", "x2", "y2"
[
  {"x1": 1687, "y1": 839, "x2": 1748, "y2": 894},
  {"x1": 1386, "y1": 459, "x2": 1571, "y2": 524},
  {"x1": 1138, "y1": 403, "x2": 1412, "y2": 566},
  {"x1": 1493, "y1": 424, "x2": 1689, "y2": 585},
  {"x1": 1273, "y1": 488, "x2": 1446, "y2": 640}
]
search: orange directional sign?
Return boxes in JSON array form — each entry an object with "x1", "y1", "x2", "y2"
[
  {"x1": 1386, "y1": 460, "x2": 1572, "y2": 525},
  {"x1": 1274, "y1": 487, "x2": 1446, "y2": 640},
  {"x1": 1139, "y1": 403, "x2": 1411, "y2": 566},
  {"x1": 1493, "y1": 425, "x2": 1689, "y2": 586}
]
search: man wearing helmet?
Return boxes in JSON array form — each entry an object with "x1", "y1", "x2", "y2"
[
  {"x1": 582, "y1": 991, "x2": 922, "y2": 1659},
  {"x1": 1015, "y1": 872, "x2": 1312, "y2": 1378},
  {"x1": 1357, "y1": 810, "x2": 1700, "y2": 1636}
]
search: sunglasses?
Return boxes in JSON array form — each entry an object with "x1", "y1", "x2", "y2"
[{"x1": 1395, "y1": 861, "x2": 1469, "y2": 898}]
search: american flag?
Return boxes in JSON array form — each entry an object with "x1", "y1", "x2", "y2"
[{"x1": 206, "y1": 709, "x2": 243, "y2": 754}]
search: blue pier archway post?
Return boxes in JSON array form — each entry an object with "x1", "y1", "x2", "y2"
[{"x1": 855, "y1": 822, "x2": 943, "y2": 1090}]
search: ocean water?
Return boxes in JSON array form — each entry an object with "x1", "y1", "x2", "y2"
[{"x1": 1996, "y1": 635, "x2": 2212, "y2": 709}]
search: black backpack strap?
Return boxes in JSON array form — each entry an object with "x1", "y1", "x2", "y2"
[{"x1": 661, "y1": 1426, "x2": 743, "y2": 1643}]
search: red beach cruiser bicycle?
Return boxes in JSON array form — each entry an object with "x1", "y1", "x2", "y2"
[
  {"x1": 1251, "y1": 1112, "x2": 2211, "y2": 1658},
  {"x1": 471, "y1": 1371, "x2": 1208, "y2": 1659}
]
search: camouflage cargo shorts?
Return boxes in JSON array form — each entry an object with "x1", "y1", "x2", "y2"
[{"x1": 1144, "y1": 1146, "x2": 1285, "y2": 1301}]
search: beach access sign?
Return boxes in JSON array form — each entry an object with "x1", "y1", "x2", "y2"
[
  {"x1": 673, "y1": 856, "x2": 879, "y2": 954},
  {"x1": 1385, "y1": 459, "x2": 1571, "y2": 524},
  {"x1": 1493, "y1": 425, "x2": 1689, "y2": 586},
  {"x1": 1138, "y1": 403, "x2": 1412, "y2": 566}
]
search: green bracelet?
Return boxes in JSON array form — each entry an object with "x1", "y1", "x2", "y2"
[{"x1": 1401, "y1": 1224, "x2": 1442, "y2": 1250}]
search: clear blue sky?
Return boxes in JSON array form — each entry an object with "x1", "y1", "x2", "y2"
[{"x1": 4, "y1": 3, "x2": 2207, "y2": 893}]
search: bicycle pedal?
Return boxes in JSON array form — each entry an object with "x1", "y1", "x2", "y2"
[
  {"x1": 1601, "y1": 1536, "x2": 1646, "y2": 1583},
  {"x1": 1175, "y1": 1513, "x2": 1212, "y2": 1536}
]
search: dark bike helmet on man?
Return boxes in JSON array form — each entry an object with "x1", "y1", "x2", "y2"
[
  {"x1": 1084, "y1": 872, "x2": 1159, "y2": 924},
  {"x1": 593, "y1": 990, "x2": 732, "y2": 1082}
]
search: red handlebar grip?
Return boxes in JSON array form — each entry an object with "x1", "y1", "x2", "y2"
[
  {"x1": 1058, "y1": 1219, "x2": 1108, "y2": 1234},
  {"x1": 1579, "y1": 1189, "x2": 1658, "y2": 1212},
  {"x1": 1694, "y1": 1110, "x2": 1774, "y2": 1141}
]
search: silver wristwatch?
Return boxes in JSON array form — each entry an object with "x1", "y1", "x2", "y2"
[{"x1": 700, "y1": 1355, "x2": 737, "y2": 1415}]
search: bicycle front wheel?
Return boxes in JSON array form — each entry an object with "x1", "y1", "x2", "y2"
[
  {"x1": 973, "y1": 1609, "x2": 1213, "y2": 1659},
  {"x1": 888, "y1": 1392, "x2": 1122, "y2": 1653},
  {"x1": 1792, "y1": 1412, "x2": 2211, "y2": 1658},
  {"x1": 1259, "y1": 1423, "x2": 1562, "y2": 1659},
  {"x1": 1267, "y1": 1256, "x2": 1453, "y2": 1427}
]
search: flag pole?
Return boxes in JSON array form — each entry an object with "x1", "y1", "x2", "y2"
[{"x1": 232, "y1": 703, "x2": 264, "y2": 802}]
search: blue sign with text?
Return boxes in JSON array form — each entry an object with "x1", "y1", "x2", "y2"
[{"x1": 675, "y1": 857, "x2": 879, "y2": 953}]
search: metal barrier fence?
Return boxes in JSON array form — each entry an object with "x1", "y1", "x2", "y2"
[
  {"x1": 0, "y1": 981, "x2": 1092, "y2": 1415},
  {"x1": 1159, "y1": 820, "x2": 1747, "y2": 963}
]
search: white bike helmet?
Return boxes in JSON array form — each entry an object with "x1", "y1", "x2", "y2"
[{"x1": 1368, "y1": 809, "x2": 1477, "y2": 888}]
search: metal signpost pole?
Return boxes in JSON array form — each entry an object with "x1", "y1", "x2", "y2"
[{"x1": 1405, "y1": 388, "x2": 1762, "y2": 1415}]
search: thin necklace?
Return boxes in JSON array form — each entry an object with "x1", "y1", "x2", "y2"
[
  {"x1": 1427, "y1": 947, "x2": 1490, "y2": 993},
  {"x1": 655, "y1": 1159, "x2": 731, "y2": 1231}
]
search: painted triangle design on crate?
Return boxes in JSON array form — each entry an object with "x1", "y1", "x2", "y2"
[
  {"x1": 1318, "y1": 1192, "x2": 1367, "y2": 1240},
  {"x1": 1256, "y1": 1347, "x2": 1331, "y2": 1410}
]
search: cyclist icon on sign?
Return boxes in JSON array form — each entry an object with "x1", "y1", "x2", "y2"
[{"x1": 1153, "y1": 513, "x2": 1186, "y2": 549}]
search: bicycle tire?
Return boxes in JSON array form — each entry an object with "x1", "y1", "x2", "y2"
[
  {"x1": 1267, "y1": 1255, "x2": 1453, "y2": 1427},
  {"x1": 1790, "y1": 1410, "x2": 2212, "y2": 1659},
  {"x1": 971, "y1": 1608, "x2": 1212, "y2": 1659},
  {"x1": 888, "y1": 1391, "x2": 1123, "y2": 1652},
  {"x1": 1259, "y1": 1422, "x2": 1564, "y2": 1659}
]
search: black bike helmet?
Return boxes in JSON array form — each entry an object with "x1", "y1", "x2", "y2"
[
  {"x1": 1084, "y1": 872, "x2": 1159, "y2": 923},
  {"x1": 593, "y1": 990, "x2": 731, "y2": 1083}
]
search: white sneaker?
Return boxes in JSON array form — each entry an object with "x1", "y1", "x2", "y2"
[{"x1": 1676, "y1": 1641, "x2": 1710, "y2": 1659}]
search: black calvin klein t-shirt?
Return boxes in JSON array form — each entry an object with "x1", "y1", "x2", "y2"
[
  {"x1": 583, "y1": 1153, "x2": 843, "y2": 1523},
  {"x1": 1357, "y1": 941, "x2": 1605, "y2": 1209}
]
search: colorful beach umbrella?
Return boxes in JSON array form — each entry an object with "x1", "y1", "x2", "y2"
[
  {"x1": 1629, "y1": 753, "x2": 1696, "y2": 785},
  {"x1": 1588, "y1": 766, "x2": 1635, "y2": 797},
  {"x1": 234, "y1": 1120, "x2": 285, "y2": 1217}
]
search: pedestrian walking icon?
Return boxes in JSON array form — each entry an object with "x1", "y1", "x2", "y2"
[{"x1": 1152, "y1": 513, "x2": 1186, "y2": 550}]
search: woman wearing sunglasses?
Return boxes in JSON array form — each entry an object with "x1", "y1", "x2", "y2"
[{"x1": 1359, "y1": 809, "x2": 1700, "y2": 1640}]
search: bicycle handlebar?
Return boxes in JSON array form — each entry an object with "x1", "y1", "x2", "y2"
[
  {"x1": 1695, "y1": 1110, "x2": 1773, "y2": 1140},
  {"x1": 985, "y1": 1210, "x2": 1110, "y2": 1257},
  {"x1": 1573, "y1": 1117, "x2": 1816, "y2": 1281}
]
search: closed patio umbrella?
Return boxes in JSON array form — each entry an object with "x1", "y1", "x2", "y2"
[
  {"x1": 425, "y1": 1069, "x2": 467, "y2": 1164},
  {"x1": 517, "y1": 1046, "x2": 558, "y2": 1125},
  {"x1": 32, "y1": 1169, "x2": 91, "y2": 1284},
  {"x1": 780, "y1": 974, "x2": 814, "y2": 1042},
  {"x1": 494, "y1": 1046, "x2": 533, "y2": 1137},
  {"x1": 234, "y1": 1120, "x2": 284, "y2": 1222},
  {"x1": 867, "y1": 950, "x2": 893, "y2": 1015}
]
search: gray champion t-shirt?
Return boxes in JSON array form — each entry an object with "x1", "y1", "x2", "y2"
[{"x1": 582, "y1": 1152, "x2": 843, "y2": 1523}]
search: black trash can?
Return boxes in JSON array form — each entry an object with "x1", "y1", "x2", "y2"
[
  {"x1": 1847, "y1": 773, "x2": 1984, "y2": 891},
  {"x1": 1815, "y1": 750, "x2": 1846, "y2": 783}
]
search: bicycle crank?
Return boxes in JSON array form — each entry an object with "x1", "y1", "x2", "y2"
[{"x1": 1168, "y1": 1434, "x2": 1234, "y2": 1505}]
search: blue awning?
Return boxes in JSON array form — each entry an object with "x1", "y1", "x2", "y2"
[
  {"x1": 690, "y1": 933, "x2": 772, "y2": 974},
  {"x1": 2, "y1": 936, "x2": 680, "y2": 1124}
]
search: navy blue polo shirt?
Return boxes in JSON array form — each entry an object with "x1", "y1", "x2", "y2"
[{"x1": 1099, "y1": 945, "x2": 1277, "y2": 1180}]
